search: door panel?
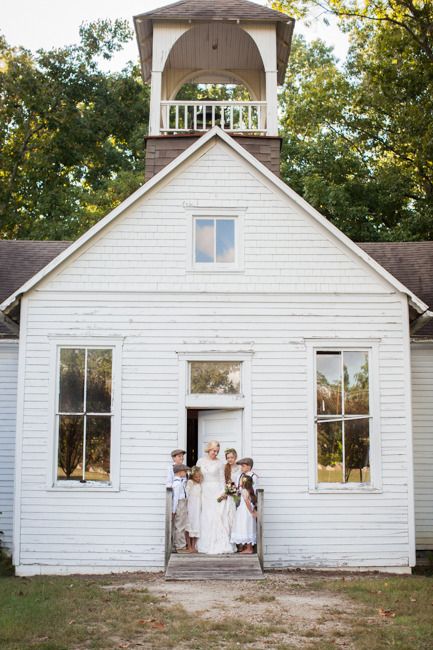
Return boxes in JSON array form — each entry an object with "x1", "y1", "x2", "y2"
[{"x1": 197, "y1": 409, "x2": 243, "y2": 459}]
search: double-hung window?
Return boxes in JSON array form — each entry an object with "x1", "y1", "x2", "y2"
[
  {"x1": 315, "y1": 349, "x2": 372, "y2": 486},
  {"x1": 55, "y1": 347, "x2": 114, "y2": 485}
]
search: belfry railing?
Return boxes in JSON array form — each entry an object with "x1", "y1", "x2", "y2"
[{"x1": 160, "y1": 100, "x2": 267, "y2": 134}]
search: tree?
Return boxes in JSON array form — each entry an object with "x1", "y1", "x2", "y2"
[
  {"x1": 273, "y1": 1, "x2": 433, "y2": 240},
  {"x1": 0, "y1": 20, "x2": 149, "y2": 240}
]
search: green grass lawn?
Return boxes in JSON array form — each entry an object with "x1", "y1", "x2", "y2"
[
  {"x1": 0, "y1": 574, "x2": 284, "y2": 650},
  {"x1": 0, "y1": 571, "x2": 432, "y2": 650},
  {"x1": 318, "y1": 573, "x2": 433, "y2": 650}
]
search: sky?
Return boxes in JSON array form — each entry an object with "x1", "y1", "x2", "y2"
[{"x1": 1, "y1": 0, "x2": 349, "y2": 69}]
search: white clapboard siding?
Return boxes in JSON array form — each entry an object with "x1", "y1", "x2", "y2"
[
  {"x1": 0, "y1": 342, "x2": 18, "y2": 552},
  {"x1": 15, "y1": 141, "x2": 414, "y2": 573},
  {"x1": 411, "y1": 344, "x2": 433, "y2": 549},
  {"x1": 44, "y1": 143, "x2": 390, "y2": 295}
]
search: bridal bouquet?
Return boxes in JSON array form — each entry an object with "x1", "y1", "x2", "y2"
[{"x1": 217, "y1": 481, "x2": 240, "y2": 506}]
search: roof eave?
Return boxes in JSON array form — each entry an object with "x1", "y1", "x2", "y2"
[{"x1": 410, "y1": 309, "x2": 433, "y2": 334}]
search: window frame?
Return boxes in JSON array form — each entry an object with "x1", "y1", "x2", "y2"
[
  {"x1": 307, "y1": 340, "x2": 382, "y2": 493},
  {"x1": 47, "y1": 338, "x2": 122, "y2": 491},
  {"x1": 177, "y1": 350, "x2": 253, "y2": 454},
  {"x1": 187, "y1": 208, "x2": 245, "y2": 272}
]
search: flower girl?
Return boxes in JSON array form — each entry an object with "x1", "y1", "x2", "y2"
[
  {"x1": 230, "y1": 475, "x2": 257, "y2": 553},
  {"x1": 186, "y1": 466, "x2": 202, "y2": 553}
]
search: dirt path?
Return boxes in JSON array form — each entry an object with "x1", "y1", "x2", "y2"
[{"x1": 104, "y1": 572, "x2": 365, "y2": 648}]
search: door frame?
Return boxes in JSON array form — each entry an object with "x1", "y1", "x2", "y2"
[{"x1": 177, "y1": 352, "x2": 253, "y2": 456}]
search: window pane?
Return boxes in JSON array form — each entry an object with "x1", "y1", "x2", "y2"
[
  {"x1": 344, "y1": 351, "x2": 369, "y2": 415},
  {"x1": 86, "y1": 349, "x2": 112, "y2": 413},
  {"x1": 345, "y1": 418, "x2": 370, "y2": 483},
  {"x1": 59, "y1": 348, "x2": 85, "y2": 413},
  {"x1": 190, "y1": 361, "x2": 241, "y2": 394},
  {"x1": 195, "y1": 219, "x2": 214, "y2": 263},
  {"x1": 317, "y1": 421, "x2": 343, "y2": 482},
  {"x1": 316, "y1": 352, "x2": 342, "y2": 415},
  {"x1": 216, "y1": 219, "x2": 235, "y2": 263},
  {"x1": 85, "y1": 416, "x2": 111, "y2": 482},
  {"x1": 57, "y1": 415, "x2": 84, "y2": 481}
]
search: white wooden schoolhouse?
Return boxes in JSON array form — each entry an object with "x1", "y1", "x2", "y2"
[{"x1": 1, "y1": 0, "x2": 433, "y2": 576}]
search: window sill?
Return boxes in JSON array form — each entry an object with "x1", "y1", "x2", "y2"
[
  {"x1": 188, "y1": 267, "x2": 244, "y2": 274},
  {"x1": 309, "y1": 486, "x2": 382, "y2": 495},
  {"x1": 48, "y1": 484, "x2": 120, "y2": 493}
]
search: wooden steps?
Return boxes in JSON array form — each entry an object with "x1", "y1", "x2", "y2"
[{"x1": 165, "y1": 552, "x2": 264, "y2": 581}]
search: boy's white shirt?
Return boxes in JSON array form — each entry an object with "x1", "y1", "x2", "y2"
[
  {"x1": 166, "y1": 457, "x2": 185, "y2": 487},
  {"x1": 172, "y1": 476, "x2": 187, "y2": 514}
]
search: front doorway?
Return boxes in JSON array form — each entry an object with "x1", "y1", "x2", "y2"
[{"x1": 186, "y1": 408, "x2": 243, "y2": 467}]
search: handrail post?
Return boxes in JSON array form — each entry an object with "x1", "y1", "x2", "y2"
[
  {"x1": 256, "y1": 488, "x2": 264, "y2": 570},
  {"x1": 165, "y1": 487, "x2": 173, "y2": 569}
]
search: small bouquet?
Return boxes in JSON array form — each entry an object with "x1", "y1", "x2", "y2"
[{"x1": 217, "y1": 481, "x2": 240, "y2": 506}]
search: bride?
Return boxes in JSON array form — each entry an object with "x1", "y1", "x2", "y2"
[{"x1": 196, "y1": 440, "x2": 235, "y2": 554}]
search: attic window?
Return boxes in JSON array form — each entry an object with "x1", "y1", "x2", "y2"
[{"x1": 194, "y1": 217, "x2": 236, "y2": 267}]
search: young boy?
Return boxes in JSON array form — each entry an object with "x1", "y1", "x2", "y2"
[
  {"x1": 166, "y1": 448, "x2": 186, "y2": 487},
  {"x1": 236, "y1": 457, "x2": 259, "y2": 492},
  {"x1": 172, "y1": 463, "x2": 189, "y2": 553}
]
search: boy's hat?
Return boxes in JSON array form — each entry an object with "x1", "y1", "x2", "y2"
[
  {"x1": 236, "y1": 457, "x2": 254, "y2": 468},
  {"x1": 171, "y1": 448, "x2": 186, "y2": 457},
  {"x1": 173, "y1": 463, "x2": 189, "y2": 474}
]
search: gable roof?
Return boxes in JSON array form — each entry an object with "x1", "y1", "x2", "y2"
[
  {"x1": 358, "y1": 242, "x2": 433, "y2": 316},
  {"x1": 136, "y1": 0, "x2": 292, "y2": 22},
  {"x1": 0, "y1": 240, "x2": 71, "y2": 338},
  {"x1": 134, "y1": 0, "x2": 295, "y2": 85},
  {"x1": 0, "y1": 241, "x2": 71, "y2": 305},
  {"x1": 359, "y1": 241, "x2": 433, "y2": 336},
  {"x1": 0, "y1": 127, "x2": 430, "y2": 325}
]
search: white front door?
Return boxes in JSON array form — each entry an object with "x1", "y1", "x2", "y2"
[{"x1": 197, "y1": 409, "x2": 243, "y2": 459}]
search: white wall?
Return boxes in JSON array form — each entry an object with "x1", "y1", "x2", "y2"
[
  {"x1": 15, "y1": 142, "x2": 413, "y2": 573},
  {"x1": 0, "y1": 341, "x2": 18, "y2": 553},
  {"x1": 411, "y1": 343, "x2": 433, "y2": 549}
]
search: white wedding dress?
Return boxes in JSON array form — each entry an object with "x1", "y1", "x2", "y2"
[{"x1": 196, "y1": 457, "x2": 235, "y2": 554}]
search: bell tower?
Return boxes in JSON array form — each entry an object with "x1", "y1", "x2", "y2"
[{"x1": 134, "y1": 0, "x2": 294, "y2": 179}]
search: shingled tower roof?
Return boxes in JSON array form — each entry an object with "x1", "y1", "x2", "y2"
[
  {"x1": 137, "y1": 0, "x2": 293, "y2": 22},
  {"x1": 134, "y1": 0, "x2": 295, "y2": 85}
]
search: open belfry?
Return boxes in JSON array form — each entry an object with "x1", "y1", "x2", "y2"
[{"x1": 133, "y1": 0, "x2": 295, "y2": 179}]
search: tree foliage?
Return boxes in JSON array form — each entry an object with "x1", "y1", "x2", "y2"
[
  {"x1": 0, "y1": 20, "x2": 149, "y2": 240},
  {"x1": 273, "y1": 0, "x2": 433, "y2": 240},
  {"x1": 1, "y1": 5, "x2": 432, "y2": 241}
]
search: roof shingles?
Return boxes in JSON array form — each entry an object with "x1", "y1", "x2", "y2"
[
  {"x1": 358, "y1": 241, "x2": 433, "y2": 336},
  {"x1": 0, "y1": 241, "x2": 71, "y2": 337},
  {"x1": 136, "y1": 0, "x2": 292, "y2": 22}
]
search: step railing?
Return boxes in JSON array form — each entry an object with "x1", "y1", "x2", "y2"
[
  {"x1": 256, "y1": 488, "x2": 264, "y2": 570},
  {"x1": 160, "y1": 101, "x2": 267, "y2": 134},
  {"x1": 165, "y1": 487, "x2": 173, "y2": 569}
]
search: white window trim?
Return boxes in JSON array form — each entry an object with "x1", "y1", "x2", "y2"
[
  {"x1": 177, "y1": 352, "x2": 253, "y2": 455},
  {"x1": 306, "y1": 339, "x2": 382, "y2": 494},
  {"x1": 187, "y1": 208, "x2": 245, "y2": 273},
  {"x1": 47, "y1": 337, "x2": 123, "y2": 492}
]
